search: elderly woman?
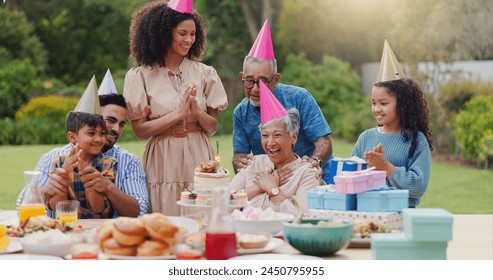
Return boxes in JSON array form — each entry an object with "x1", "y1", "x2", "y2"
[{"x1": 229, "y1": 108, "x2": 320, "y2": 216}]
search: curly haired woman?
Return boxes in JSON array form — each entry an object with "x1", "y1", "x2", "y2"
[
  {"x1": 352, "y1": 77, "x2": 433, "y2": 208},
  {"x1": 123, "y1": 0, "x2": 228, "y2": 215}
]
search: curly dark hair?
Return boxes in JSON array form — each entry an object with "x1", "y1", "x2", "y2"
[
  {"x1": 129, "y1": 1, "x2": 206, "y2": 67},
  {"x1": 374, "y1": 78, "x2": 433, "y2": 158}
]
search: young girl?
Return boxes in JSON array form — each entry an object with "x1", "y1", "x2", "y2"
[{"x1": 352, "y1": 78, "x2": 433, "y2": 207}]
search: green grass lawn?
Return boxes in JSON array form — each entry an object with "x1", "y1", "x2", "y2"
[{"x1": 1, "y1": 135, "x2": 491, "y2": 214}]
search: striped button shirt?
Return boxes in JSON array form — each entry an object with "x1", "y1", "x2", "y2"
[{"x1": 16, "y1": 144, "x2": 148, "y2": 218}]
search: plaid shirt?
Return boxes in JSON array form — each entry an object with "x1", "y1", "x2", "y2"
[{"x1": 53, "y1": 152, "x2": 117, "y2": 219}]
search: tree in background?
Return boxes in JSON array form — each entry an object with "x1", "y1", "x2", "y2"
[{"x1": 0, "y1": 7, "x2": 47, "y2": 118}]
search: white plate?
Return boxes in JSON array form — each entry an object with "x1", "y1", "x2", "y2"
[
  {"x1": 237, "y1": 237, "x2": 284, "y2": 255},
  {"x1": 103, "y1": 253, "x2": 176, "y2": 260},
  {"x1": 168, "y1": 216, "x2": 200, "y2": 235},
  {"x1": 0, "y1": 240, "x2": 22, "y2": 254},
  {"x1": 229, "y1": 253, "x2": 324, "y2": 260},
  {"x1": 0, "y1": 254, "x2": 63, "y2": 260},
  {"x1": 177, "y1": 200, "x2": 251, "y2": 209}
]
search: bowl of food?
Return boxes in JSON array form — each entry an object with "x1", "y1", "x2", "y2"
[
  {"x1": 283, "y1": 219, "x2": 353, "y2": 256},
  {"x1": 231, "y1": 207, "x2": 293, "y2": 234},
  {"x1": 237, "y1": 232, "x2": 271, "y2": 249},
  {"x1": 21, "y1": 229, "x2": 72, "y2": 257}
]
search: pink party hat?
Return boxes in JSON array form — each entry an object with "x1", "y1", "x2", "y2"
[
  {"x1": 259, "y1": 80, "x2": 287, "y2": 124},
  {"x1": 248, "y1": 19, "x2": 275, "y2": 60},
  {"x1": 167, "y1": 0, "x2": 193, "y2": 13}
]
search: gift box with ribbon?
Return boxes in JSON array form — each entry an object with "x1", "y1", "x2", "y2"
[
  {"x1": 306, "y1": 187, "x2": 329, "y2": 209},
  {"x1": 307, "y1": 186, "x2": 357, "y2": 210},
  {"x1": 334, "y1": 170, "x2": 387, "y2": 194},
  {"x1": 328, "y1": 156, "x2": 367, "y2": 184},
  {"x1": 357, "y1": 189, "x2": 409, "y2": 212}
]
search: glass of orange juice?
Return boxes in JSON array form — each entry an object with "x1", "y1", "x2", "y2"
[
  {"x1": 18, "y1": 203, "x2": 46, "y2": 223},
  {"x1": 56, "y1": 200, "x2": 79, "y2": 224}
]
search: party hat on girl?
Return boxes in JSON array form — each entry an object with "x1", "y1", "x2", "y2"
[
  {"x1": 167, "y1": 0, "x2": 193, "y2": 13},
  {"x1": 98, "y1": 69, "x2": 118, "y2": 95},
  {"x1": 74, "y1": 76, "x2": 101, "y2": 114},
  {"x1": 248, "y1": 19, "x2": 275, "y2": 60},
  {"x1": 376, "y1": 39, "x2": 406, "y2": 82},
  {"x1": 259, "y1": 80, "x2": 287, "y2": 124}
]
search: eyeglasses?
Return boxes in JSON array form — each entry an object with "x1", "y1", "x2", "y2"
[{"x1": 241, "y1": 74, "x2": 276, "y2": 89}]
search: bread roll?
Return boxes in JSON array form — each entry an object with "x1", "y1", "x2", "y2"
[
  {"x1": 136, "y1": 240, "x2": 169, "y2": 256},
  {"x1": 140, "y1": 213, "x2": 178, "y2": 246},
  {"x1": 112, "y1": 217, "x2": 146, "y2": 246},
  {"x1": 103, "y1": 238, "x2": 137, "y2": 256},
  {"x1": 97, "y1": 219, "x2": 115, "y2": 248}
]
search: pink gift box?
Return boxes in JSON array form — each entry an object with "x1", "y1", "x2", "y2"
[{"x1": 334, "y1": 170, "x2": 387, "y2": 194}]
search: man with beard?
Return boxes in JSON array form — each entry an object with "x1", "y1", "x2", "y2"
[{"x1": 17, "y1": 71, "x2": 148, "y2": 218}]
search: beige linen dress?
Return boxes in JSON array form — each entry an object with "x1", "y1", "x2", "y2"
[
  {"x1": 229, "y1": 155, "x2": 320, "y2": 216},
  {"x1": 123, "y1": 58, "x2": 228, "y2": 215}
]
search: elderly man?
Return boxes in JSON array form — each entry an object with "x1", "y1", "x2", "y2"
[
  {"x1": 17, "y1": 71, "x2": 148, "y2": 218},
  {"x1": 233, "y1": 20, "x2": 333, "y2": 184}
]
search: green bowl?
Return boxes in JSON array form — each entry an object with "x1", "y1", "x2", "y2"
[{"x1": 283, "y1": 219, "x2": 353, "y2": 256}]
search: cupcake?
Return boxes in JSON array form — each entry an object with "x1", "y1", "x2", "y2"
[
  {"x1": 181, "y1": 190, "x2": 191, "y2": 203},
  {"x1": 188, "y1": 192, "x2": 197, "y2": 205}
]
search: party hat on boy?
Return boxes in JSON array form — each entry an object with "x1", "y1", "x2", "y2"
[
  {"x1": 248, "y1": 19, "x2": 275, "y2": 60},
  {"x1": 376, "y1": 39, "x2": 406, "y2": 82},
  {"x1": 259, "y1": 79, "x2": 287, "y2": 124},
  {"x1": 74, "y1": 75, "x2": 101, "y2": 114},
  {"x1": 167, "y1": 0, "x2": 193, "y2": 13},
  {"x1": 98, "y1": 69, "x2": 118, "y2": 95}
]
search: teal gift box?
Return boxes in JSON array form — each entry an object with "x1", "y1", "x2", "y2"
[
  {"x1": 357, "y1": 189, "x2": 409, "y2": 212},
  {"x1": 371, "y1": 233, "x2": 447, "y2": 260},
  {"x1": 402, "y1": 208, "x2": 453, "y2": 241},
  {"x1": 323, "y1": 191, "x2": 356, "y2": 211},
  {"x1": 329, "y1": 156, "x2": 367, "y2": 184},
  {"x1": 307, "y1": 188, "x2": 326, "y2": 209}
]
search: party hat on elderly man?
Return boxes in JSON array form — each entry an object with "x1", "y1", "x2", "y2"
[
  {"x1": 74, "y1": 75, "x2": 101, "y2": 114},
  {"x1": 248, "y1": 19, "x2": 275, "y2": 60},
  {"x1": 167, "y1": 0, "x2": 193, "y2": 13},
  {"x1": 259, "y1": 79, "x2": 287, "y2": 124},
  {"x1": 376, "y1": 39, "x2": 406, "y2": 82},
  {"x1": 98, "y1": 69, "x2": 118, "y2": 95}
]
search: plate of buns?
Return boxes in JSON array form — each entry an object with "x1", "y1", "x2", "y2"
[{"x1": 98, "y1": 213, "x2": 179, "y2": 259}]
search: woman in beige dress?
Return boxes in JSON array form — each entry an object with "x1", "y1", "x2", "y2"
[
  {"x1": 123, "y1": 1, "x2": 228, "y2": 215},
  {"x1": 230, "y1": 109, "x2": 320, "y2": 216}
]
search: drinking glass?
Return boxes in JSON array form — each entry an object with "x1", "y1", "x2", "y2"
[{"x1": 56, "y1": 200, "x2": 79, "y2": 224}]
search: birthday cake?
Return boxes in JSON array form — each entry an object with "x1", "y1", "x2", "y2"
[{"x1": 193, "y1": 161, "x2": 230, "y2": 191}]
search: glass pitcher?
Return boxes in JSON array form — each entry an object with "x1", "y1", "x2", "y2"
[
  {"x1": 205, "y1": 186, "x2": 237, "y2": 260},
  {"x1": 18, "y1": 171, "x2": 46, "y2": 223}
]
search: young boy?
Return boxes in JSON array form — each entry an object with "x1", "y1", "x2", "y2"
[{"x1": 46, "y1": 111, "x2": 117, "y2": 218}]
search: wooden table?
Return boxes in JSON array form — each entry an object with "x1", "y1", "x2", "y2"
[{"x1": 1, "y1": 210, "x2": 491, "y2": 260}]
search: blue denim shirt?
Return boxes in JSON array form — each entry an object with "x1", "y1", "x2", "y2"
[{"x1": 233, "y1": 83, "x2": 332, "y2": 183}]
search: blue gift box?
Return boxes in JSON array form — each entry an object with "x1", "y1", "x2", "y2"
[
  {"x1": 328, "y1": 157, "x2": 367, "y2": 184},
  {"x1": 307, "y1": 188, "x2": 326, "y2": 209},
  {"x1": 371, "y1": 233, "x2": 447, "y2": 260},
  {"x1": 402, "y1": 208, "x2": 453, "y2": 242},
  {"x1": 323, "y1": 192, "x2": 357, "y2": 211},
  {"x1": 357, "y1": 189, "x2": 409, "y2": 212}
]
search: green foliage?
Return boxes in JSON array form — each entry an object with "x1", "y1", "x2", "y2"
[
  {"x1": 216, "y1": 104, "x2": 235, "y2": 135},
  {"x1": 453, "y1": 95, "x2": 493, "y2": 165},
  {"x1": 15, "y1": 95, "x2": 79, "y2": 120},
  {"x1": 0, "y1": 118, "x2": 15, "y2": 145},
  {"x1": 281, "y1": 53, "x2": 369, "y2": 141},
  {"x1": 12, "y1": 0, "x2": 131, "y2": 85}
]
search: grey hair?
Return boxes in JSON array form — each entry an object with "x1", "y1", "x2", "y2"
[
  {"x1": 243, "y1": 56, "x2": 277, "y2": 73},
  {"x1": 259, "y1": 108, "x2": 300, "y2": 136}
]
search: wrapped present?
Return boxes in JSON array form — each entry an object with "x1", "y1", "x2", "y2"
[
  {"x1": 371, "y1": 233, "x2": 447, "y2": 260},
  {"x1": 357, "y1": 189, "x2": 409, "y2": 212},
  {"x1": 334, "y1": 170, "x2": 386, "y2": 194},
  {"x1": 323, "y1": 191, "x2": 356, "y2": 211},
  {"x1": 306, "y1": 186, "x2": 356, "y2": 210},
  {"x1": 306, "y1": 187, "x2": 328, "y2": 209},
  {"x1": 307, "y1": 209, "x2": 403, "y2": 230},
  {"x1": 403, "y1": 208, "x2": 453, "y2": 242},
  {"x1": 329, "y1": 156, "x2": 367, "y2": 184}
]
